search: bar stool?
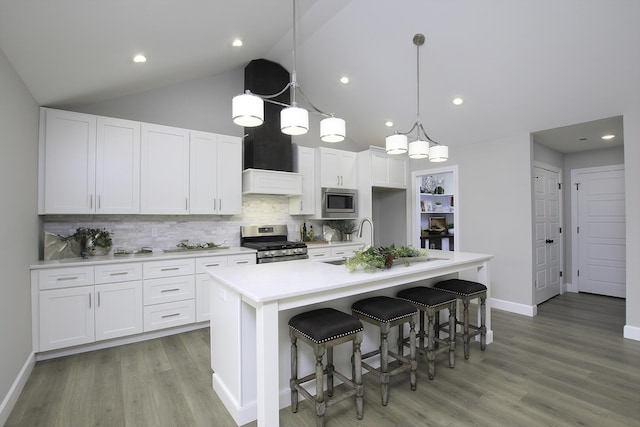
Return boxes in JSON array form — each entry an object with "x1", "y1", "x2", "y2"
[
  {"x1": 433, "y1": 278, "x2": 487, "y2": 359},
  {"x1": 396, "y1": 286, "x2": 457, "y2": 379},
  {"x1": 351, "y1": 296, "x2": 418, "y2": 406},
  {"x1": 289, "y1": 308, "x2": 364, "y2": 427}
]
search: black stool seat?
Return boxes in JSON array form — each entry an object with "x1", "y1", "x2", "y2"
[
  {"x1": 289, "y1": 308, "x2": 364, "y2": 343},
  {"x1": 351, "y1": 296, "x2": 417, "y2": 406},
  {"x1": 397, "y1": 287, "x2": 457, "y2": 306},
  {"x1": 433, "y1": 279, "x2": 487, "y2": 359},
  {"x1": 433, "y1": 278, "x2": 487, "y2": 296},
  {"x1": 288, "y1": 308, "x2": 364, "y2": 426},
  {"x1": 352, "y1": 296, "x2": 416, "y2": 322},
  {"x1": 396, "y1": 286, "x2": 457, "y2": 379}
]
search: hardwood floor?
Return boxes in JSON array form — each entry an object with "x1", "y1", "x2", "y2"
[{"x1": 7, "y1": 292, "x2": 640, "y2": 427}]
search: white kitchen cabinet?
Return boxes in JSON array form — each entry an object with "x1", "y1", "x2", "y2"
[
  {"x1": 190, "y1": 131, "x2": 242, "y2": 215},
  {"x1": 370, "y1": 148, "x2": 407, "y2": 189},
  {"x1": 289, "y1": 146, "x2": 316, "y2": 215},
  {"x1": 95, "y1": 117, "x2": 141, "y2": 213},
  {"x1": 39, "y1": 286, "x2": 95, "y2": 351},
  {"x1": 40, "y1": 108, "x2": 96, "y2": 214},
  {"x1": 307, "y1": 244, "x2": 364, "y2": 261},
  {"x1": 318, "y1": 147, "x2": 357, "y2": 189},
  {"x1": 95, "y1": 281, "x2": 143, "y2": 340},
  {"x1": 39, "y1": 109, "x2": 142, "y2": 214},
  {"x1": 140, "y1": 123, "x2": 190, "y2": 214}
]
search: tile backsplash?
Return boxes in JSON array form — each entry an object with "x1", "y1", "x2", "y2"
[{"x1": 42, "y1": 195, "x2": 316, "y2": 255}]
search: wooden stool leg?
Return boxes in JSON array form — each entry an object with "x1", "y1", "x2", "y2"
[
  {"x1": 326, "y1": 347, "x2": 334, "y2": 397},
  {"x1": 448, "y1": 304, "x2": 456, "y2": 368},
  {"x1": 480, "y1": 294, "x2": 487, "y2": 350},
  {"x1": 409, "y1": 314, "x2": 417, "y2": 390},
  {"x1": 354, "y1": 333, "x2": 364, "y2": 420},
  {"x1": 315, "y1": 345, "x2": 326, "y2": 427},
  {"x1": 290, "y1": 333, "x2": 299, "y2": 412},
  {"x1": 426, "y1": 309, "x2": 436, "y2": 380},
  {"x1": 380, "y1": 324, "x2": 390, "y2": 406},
  {"x1": 462, "y1": 298, "x2": 470, "y2": 360}
]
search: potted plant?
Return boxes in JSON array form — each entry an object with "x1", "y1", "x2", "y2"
[
  {"x1": 74, "y1": 227, "x2": 112, "y2": 256},
  {"x1": 336, "y1": 220, "x2": 358, "y2": 241},
  {"x1": 447, "y1": 223, "x2": 455, "y2": 235}
]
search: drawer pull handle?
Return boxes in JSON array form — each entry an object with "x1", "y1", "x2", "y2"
[
  {"x1": 161, "y1": 313, "x2": 181, "y2": 319},
  {"x1": 236, "y1": 261, "x2": 249, "y2": 264},
  {"x1": 312, "y1": 253, "x2": 325, "y2": 257},
  {"x1": 161, "y1": 288, "x2": 181, "y2": 293},
  {"x1": 109, "y1": 272, "x2": 128, "y2": 276},
  {"x1": 205, "y1": 263, "x2": 221, "y2": 267},
  {"x1": 57, "y1": 276, "x2": 79, "y2": 281},
  {"x1": 160, "y1": 267, "x2": 180, "y2": 271}
]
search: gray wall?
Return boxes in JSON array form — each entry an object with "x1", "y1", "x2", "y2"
[{"x1": 0, "y1": 48, "x2": 39, "y2": 422}]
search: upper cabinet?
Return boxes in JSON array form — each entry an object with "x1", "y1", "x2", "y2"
[
  {"x1": 39, "y1": 108, "x2": 242, "y2": 216},
  {"x1": 190, "y1": 131, "x2": 242, "y2": 215},
  {"x1": 318, "y1": 147, "x2": 357, "y2": 189},
  {"x1": 140, "y1": 123, "x2": 191, "y2": 215},
  {"x1": 369, "y1": 147, "x2": 407, "y2": 189},
  {"x1": 40, "y1": 109, "x2": 97, "y2": 214},
  {"x1": 39, "y1": 109, "x2": 141, "y2": 214},
  {"x1": 289, "y1": 145, "x2": 316, "y2": 215}
]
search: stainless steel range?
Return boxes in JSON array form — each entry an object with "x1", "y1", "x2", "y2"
[{"x1": 240, "y1": 225, "x2": 308, "y2": 264}]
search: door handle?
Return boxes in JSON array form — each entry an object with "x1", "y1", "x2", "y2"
[{"x1": 545, "y1": 239, "x2": 554, "y2": 244}]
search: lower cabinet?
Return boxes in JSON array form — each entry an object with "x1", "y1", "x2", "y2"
[
  {"x1": 33, "y1": 252, "x2": 255, "y2": 353},
  {"x1": 307, "y1": 244, "x2": 364, "y2": 260}
]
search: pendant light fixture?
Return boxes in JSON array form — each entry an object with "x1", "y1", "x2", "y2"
[
  {"x1": 232, "y1": 0, "x2": 345, "y2": 143},
  {"x1": 385, "y1": 34, "x2": 448, "y2": 162}
]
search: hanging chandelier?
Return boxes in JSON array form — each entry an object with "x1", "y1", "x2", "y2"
[
  {"x1": 232, "y1": 0, "x2": 345, "y2": 143},
  {"x1": 385, "y1": 34, "x2": 448, "y2": 162}
]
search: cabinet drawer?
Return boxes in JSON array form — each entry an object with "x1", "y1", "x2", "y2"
[
  {"x1": 144, "y1": 276, "x2": 195, "y2": 305},
  {"x1": 195, "y1": 256, "x2": 228, "y2": 273},
  {"x1": 143, "y1": 299, "x2": 195, "y2": 332},
  {"x1": 307, "y1": 248, "x2": 330, "y2": 259},
  {"x1": 143, "y1": 259, "x2": 195, "y2": 279},
  {"x1": 38, "y1": 266, "x2": 94, "y2": 290},
  {"x1": 95, "y1": 263, "x2": 142, "y2": 284},
  {"x1": 228, "y1": 254, "x2": 255, "y2": 266}
]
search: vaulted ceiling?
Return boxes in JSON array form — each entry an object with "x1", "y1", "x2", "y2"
[{"x1": 0, "y1": 0, "x2": 637, "y2": 153}]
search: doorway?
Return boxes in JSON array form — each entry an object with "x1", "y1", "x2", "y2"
[
  {"x1": 571, "y1": 165, "x2": 626, "y2": 298},
  {"x1": 533, "y1": 163, "x2": 563, "y2": 304}
]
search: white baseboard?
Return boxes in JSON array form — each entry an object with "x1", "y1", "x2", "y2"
[
  {"x1": 0, "y1": 351, "x2": 36, "y2": 426},
  {"x1": 623, "y1": 325, "x2": 640, "y2": 342},
  {"x1": 491, "y1": 298, "x2": 536, "y2": 317},
  {"x1": 565, "y1": 282, "x2": 579, "y2": 293}
]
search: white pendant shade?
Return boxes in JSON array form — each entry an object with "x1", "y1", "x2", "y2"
[
  {"x1": 320, "y1": 117, "x2": 346, "y2": 143},
  {"x1": 232, "y1": 91, "x2": 264, "y2": 127},
  {"x1": 386, "y1": 133, "x2": 408, "y2": 154},
  {"x1": 408, "y1": 139, "x2": 429, "y2": 159},
  {"x1": 429, "y1": 144, "x2": 449, "y2": 162},
  {"x1": 281, "y1": 106, "x2": 309, "y2": 135}
]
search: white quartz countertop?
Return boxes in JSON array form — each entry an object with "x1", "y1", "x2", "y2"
[
  {"x1": 207, "y1": 250, "x2": 492, "y2": 305},
  {"x1": 30, "y1": 246, "x2": 256, "y2": 269}
]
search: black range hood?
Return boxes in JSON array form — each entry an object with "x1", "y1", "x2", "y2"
[{"x1": 243, "y1": 59, "x2": 293, "y2": 172}]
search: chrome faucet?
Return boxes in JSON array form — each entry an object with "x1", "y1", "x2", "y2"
[{"x1": 358, "y1": 217, "x2": 374, "y2": 249}]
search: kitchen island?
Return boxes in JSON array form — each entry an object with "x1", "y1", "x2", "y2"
[{"x1": 207, "y1": 249, "x2": 492, "y2": 427}]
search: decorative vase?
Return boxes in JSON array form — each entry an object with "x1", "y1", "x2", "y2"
[{"x1": 343, "y1": 233, "x2": 352, "y2": 241}]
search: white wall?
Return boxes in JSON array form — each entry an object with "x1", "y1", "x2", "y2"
[
  {"x1": 623, "y1": 111, "x2": 640, "y2": 337},
  {"x1": 0, "y1": 48, "x2": 39, "y2": 423}
]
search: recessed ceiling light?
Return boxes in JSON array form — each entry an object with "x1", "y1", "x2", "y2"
[
  {"x1": 232, "y1": 39, "x2": 243, "y2": 47},
  {"x1": 601, "y1": 134, "x2": 615, "y2": 140},
  {"x1": 340, "y1": 76, "x2": 350, "y2": 84},
  {"x1": 385, "y1": 121, "x2": 394, "y2": 127},
  {"x1": 452, "y1": 97, "x2": 464, "y2": 106},
  {"x1": 133, "y1": 54, "x2": 147, "y2": 63}
]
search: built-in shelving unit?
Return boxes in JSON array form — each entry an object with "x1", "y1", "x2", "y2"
[{"x1": 414, "y1": 169, "x2": 457, "y2": 251}]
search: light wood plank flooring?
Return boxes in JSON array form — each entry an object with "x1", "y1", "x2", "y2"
[{"x1": 7, "y1": 292, "x2": 640, "y2": 427}]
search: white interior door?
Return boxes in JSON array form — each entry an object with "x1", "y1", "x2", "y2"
[
  {"x1": 534, "y1": 165, "x2": 562, "y2": 304},
  {"x1": 575, "y1": 166, "x2": 626, "y2": 297}
]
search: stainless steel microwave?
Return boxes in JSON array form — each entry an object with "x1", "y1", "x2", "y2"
[{"x1": 321, "y1": 188, "x2": 358, "y2": 218}]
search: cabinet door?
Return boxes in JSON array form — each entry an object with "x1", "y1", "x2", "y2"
[
  {"x1": 289, "y1": 146, "x2": 316, "y2": 215},
  {"x1": 319, "y1": 148, "x2": 357, "y2": 188},
  {"x1": 95, "y1": 281, "x2": 143, "y2": 340},
  {"x1": 140, "y1": 123, "x2": 190, "y2": 214},
  {"x1": 96, "y1": 117, "x2": 141, "y2": 214},
  {"x1": 195, "y1": 256, "x2": 229, "y2": 322},
  {"x1": 338, "y1": 151, "x2": 357, "y2": 188},
  {"x1": 42, "y1": 109, "x2": 96, "y2": 214},
  {"x1": 388, "y1": 156, "x2": 407, "y2": 188},
  {"x1": 190, "y1": 131, "x2": 219, "y2": 214},
  {"x1": 216, "y1": 135, "x2": 243, "y2": 214},
  {"x1": 39, "y1": 286, "x2": 95, "y2": 351}
]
